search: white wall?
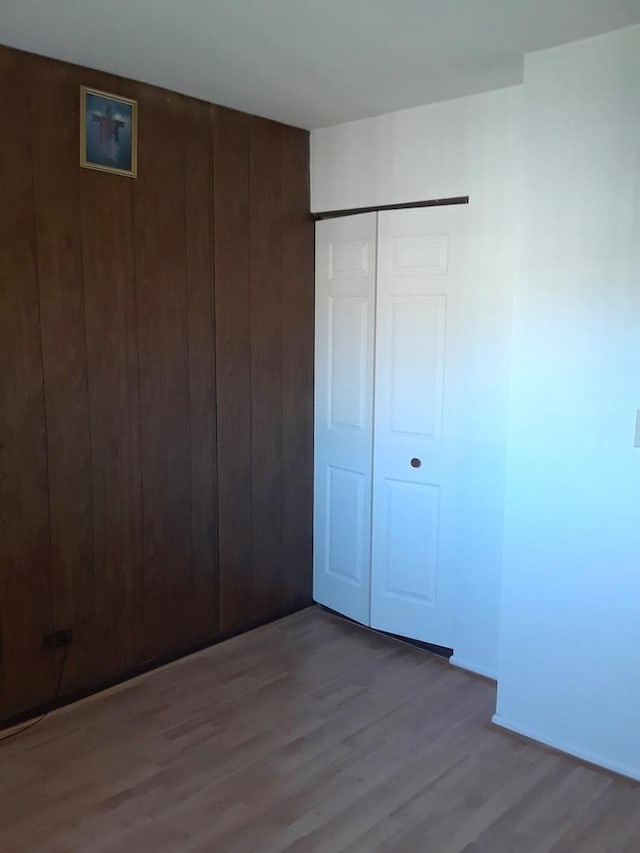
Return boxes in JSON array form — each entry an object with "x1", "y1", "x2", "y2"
[
  {"x1": 311, "y1": 88, "x2": 522, "y2": 678},
  {"x1": 495, "y1": 26, "x2": 640, "y2": 780},
  {"x1": 311, "y1": 86, "x2": 521, "y2": 215},
  {"x1": 311, "y1": 24, "x2": 640, "y2": 779}
]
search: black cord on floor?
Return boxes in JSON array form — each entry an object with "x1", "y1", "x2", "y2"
[{"x1": 0, "y1": 645, "x2": 69, "y2": 745}]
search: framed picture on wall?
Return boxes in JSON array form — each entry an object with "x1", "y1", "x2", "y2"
[{"x1": 80, "y1": 86, "x2": 138, "y2": 177}]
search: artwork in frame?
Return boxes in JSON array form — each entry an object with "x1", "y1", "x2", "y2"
[{"x1": 80, "y1": 86, "x2": 138, "y2": 177}]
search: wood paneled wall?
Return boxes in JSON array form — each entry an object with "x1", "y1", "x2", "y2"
[
  {"x1": 0, "y1": 46, "x2": 313, "y2": 722},
  {"x1": 214, "y1": 110, "x2": 314, "y2": 633}
]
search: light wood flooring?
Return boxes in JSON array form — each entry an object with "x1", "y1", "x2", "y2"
[{"x1": 0, "y1": 607, "x2": 638, "y2": 852}]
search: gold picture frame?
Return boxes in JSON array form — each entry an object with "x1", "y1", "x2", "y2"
[{"x1": 80, "y1": 86, "x2": 138, "y2": 177}]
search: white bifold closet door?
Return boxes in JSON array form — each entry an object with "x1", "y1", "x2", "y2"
[{"x1": 314, "y1": 206, "x2": 465, "y2": 649}]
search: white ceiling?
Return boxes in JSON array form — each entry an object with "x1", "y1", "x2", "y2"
[{"x1": 1, "y1": 0, "x2": 639, "y2": 129}]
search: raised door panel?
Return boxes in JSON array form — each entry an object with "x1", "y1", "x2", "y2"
[
  {"x1": 381, "y1": 479, "x2": 440, "y2": 605},
  {"x1": 328, "y1": 295, "x2": 369, "y2": 431},
  {"x1": 326, "y1": 466, "x2": 367, "y2": 586},
  {"x1": 389, "y1": 296, "x2": 446, "y2": 439}
]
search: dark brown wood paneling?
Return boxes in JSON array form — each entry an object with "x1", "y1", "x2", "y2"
[
  {"x1": 214, "y1": 107, "x2": 253, "y2": 633},
  {"x1": 30, "y1": 57, "x2": 95, "y2": 694},
  {"x1": 249, "y1": 117, "x2": 284, "y2": 623},
  {"x1": 0, "y1": 43, "x2": 312, "y2": 723},
  {"x1": 184, "y1": 101, "x2": 219, "y2": 644},
  {"x1": 80, "y1": 72, "x2": 142, "y2": 681},
  {"x1": 134, "y1": 87, "x2": 192, "y2": 662},
  {"x1": 280, "y1": 125, "x2": 314, "y2": 609},
  {"x1": 0, "y1": 49, "x2": 54, "y2": 714}
]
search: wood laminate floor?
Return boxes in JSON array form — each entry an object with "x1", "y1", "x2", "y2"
[{"x1": 0, "y1": 607, "x2": 638, "y2": 852}]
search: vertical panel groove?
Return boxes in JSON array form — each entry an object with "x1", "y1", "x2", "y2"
[
  {"x1": 185, "y1": 101, "x2": 218, "y2": 643},
  {"x1": 28, "y1": 75, "x2": 54, "y2": 633},
  {"x1": 279, "y1": 131, "x2": 286, "y2": 606},
  {"x1": 130, "y1": 142, "x2": 146, "y2": 659},
  {"x1": 78, "y1": 137, "x2": 97, "y2": 652},
  {"x1": 210, "y1": 111, "x2": 221, "y2": 635},
  {"x1": 183, "y1": 106, "x2": 195, "y2": 631},
  {"x1": 28, "y1": 57, "x2": 55, "y2": 666},
  {"x1": 68, "y1": 124, "x2": 98, "y2": 689},
  {"x1": 247, "y1": 116, "x2": 255, "y2": 618}
]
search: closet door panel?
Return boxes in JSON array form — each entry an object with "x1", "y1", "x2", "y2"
[
  {"x1": 370, "y1": 207, "x2": 466, "y2": 648},
  {"x1": 184, "y1": 101, "x2": 219, "y2": 645},
  {"x1": 314, "y1": 214, "x2": 376, "y2": 624}
]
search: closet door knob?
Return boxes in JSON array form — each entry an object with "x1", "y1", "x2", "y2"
[{"x1": 410, "y1": 457, "x2": 422, "y2": 468}]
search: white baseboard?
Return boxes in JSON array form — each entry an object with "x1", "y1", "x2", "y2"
[
  {"x1": 449, "y1": 655, "x2": 497, "y2": 681},
  {"x1": 492, "y1": 714, "x2": 640, "y2": 782}
]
